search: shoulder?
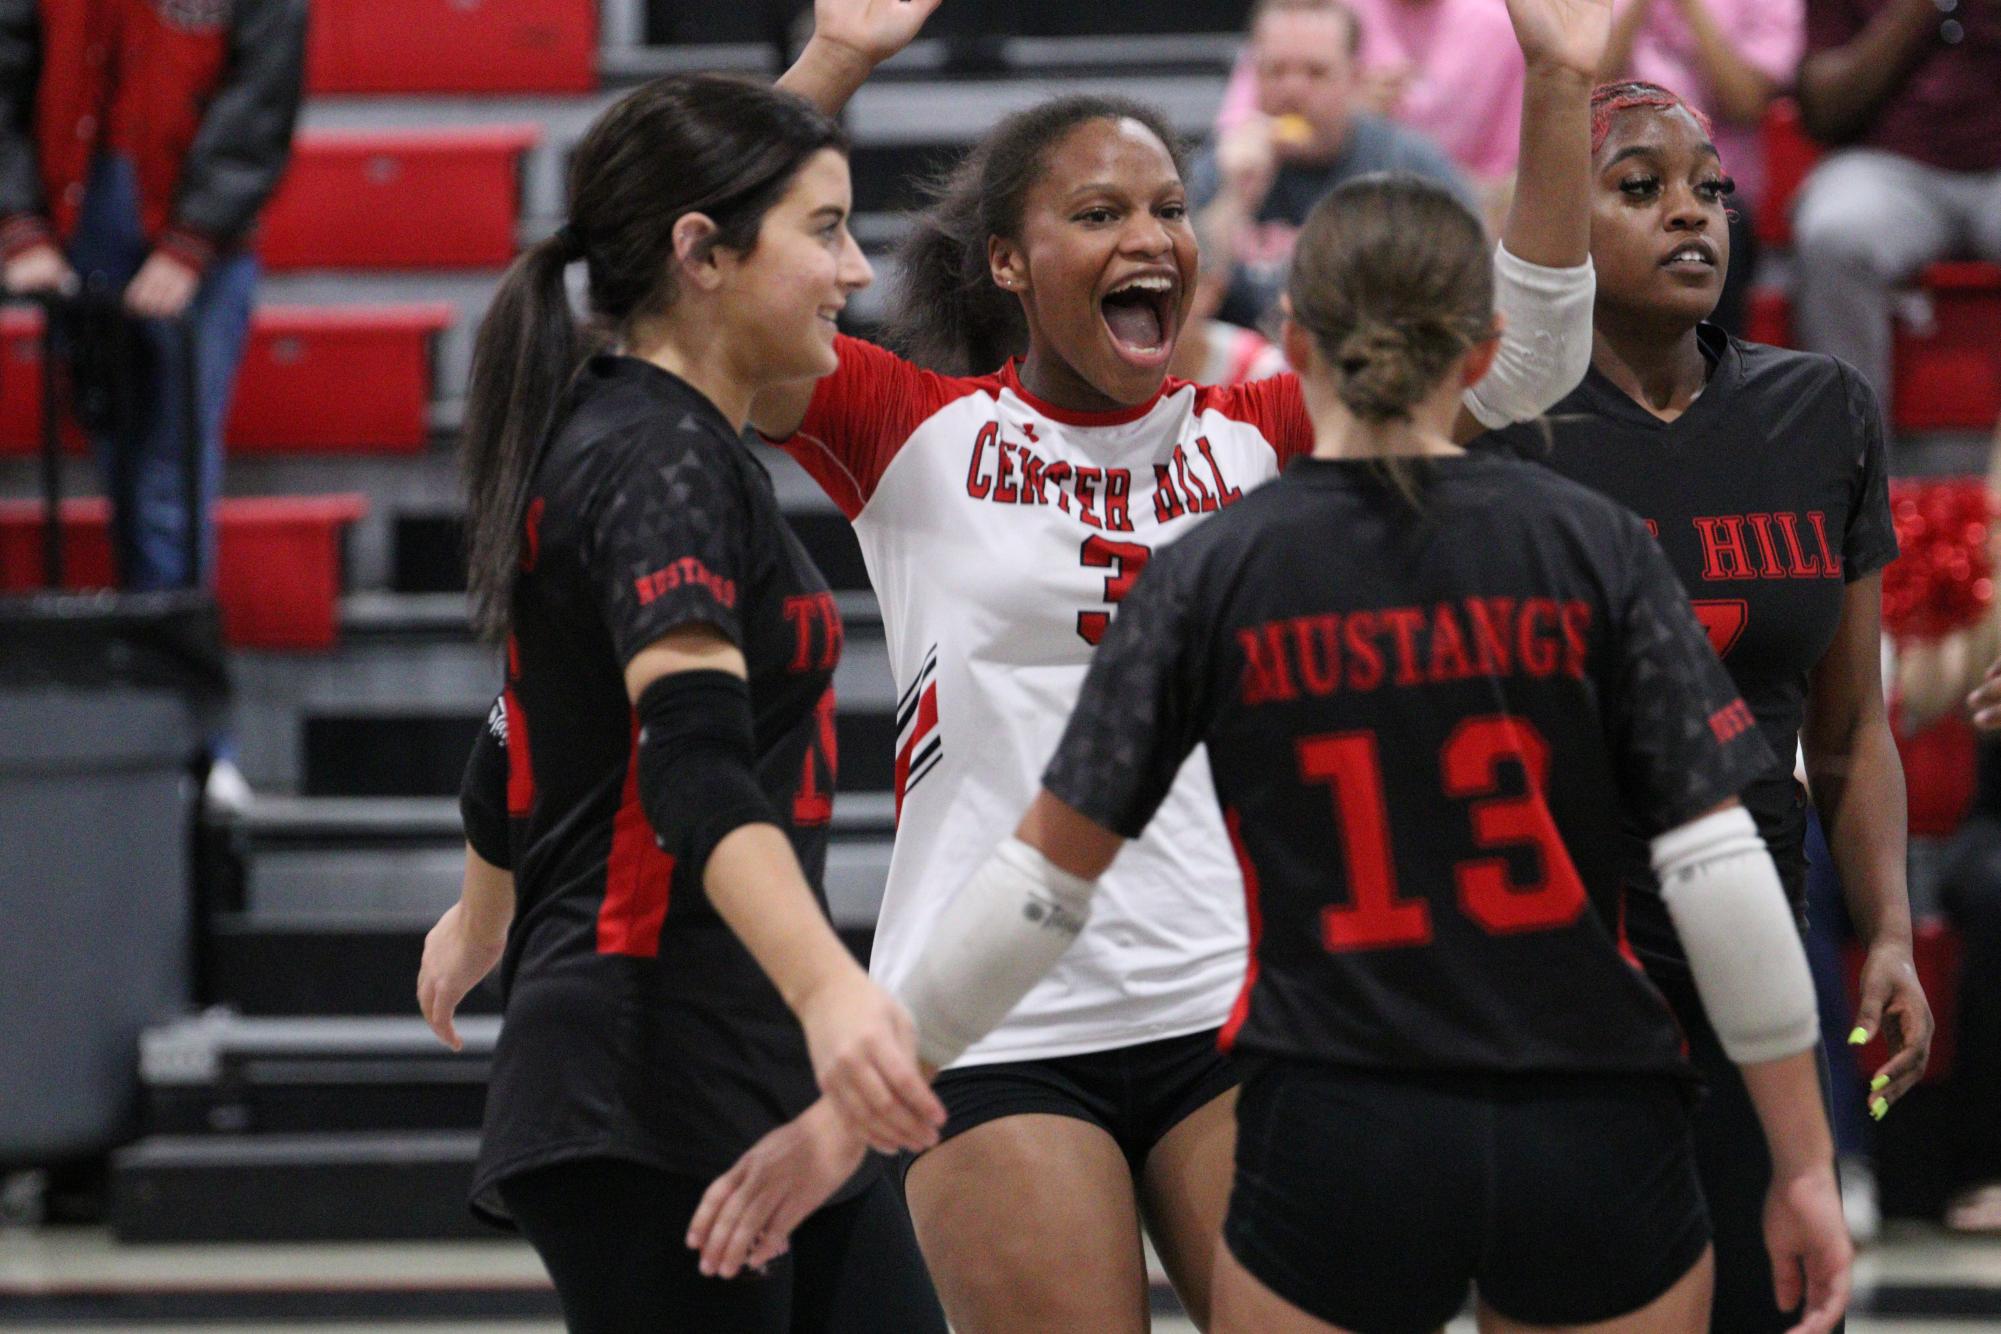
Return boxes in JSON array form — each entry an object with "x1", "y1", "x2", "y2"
[
  {"x1": 1727, "y1": 333, "x2": 1880, "y2": 454},
  {"x1": 1189, "y1": 373, "x2": 1308, "y2": 449}
]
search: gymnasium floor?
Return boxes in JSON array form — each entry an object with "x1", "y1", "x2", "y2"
[{"x1": 3, "y1": 1221, "x2": 1998, "y2": 1329}]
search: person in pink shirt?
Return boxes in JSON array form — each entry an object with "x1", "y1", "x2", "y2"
[
  {"x1": 1216, "y1": 0, "x2": 1526, "y2": 203},
  {"x1": 1602, "y1": 0, "x2": 1805, "y2": 331}
]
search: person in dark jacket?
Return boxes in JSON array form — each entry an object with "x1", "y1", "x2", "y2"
[{"x1": 0, "y1": 0, "x2": 306, "y2": 591}]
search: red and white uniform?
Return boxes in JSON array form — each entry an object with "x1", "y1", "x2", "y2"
[{"x1": 777, "y1": 336, "x2": 1311, "y2": 1066}]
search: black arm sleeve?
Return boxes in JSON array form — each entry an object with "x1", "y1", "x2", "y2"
[
  {"x1": 1839, "y1": 363, "x2": 1899, "y2": 581},
  {"x1": 171, "y1": 0, "x2": 306, "y2": 245},
  {"x1": 1606, "y1": 516, "x2": 1778, "y2": 834},
  {"x1": 585, "y1": 422, "x2": 754, "y2": 665},
  {"x1": 0, "y1": 0, "x2": 44, "y2": 227},
  {"x1": 460, "y1": 698, "x2": 513, "y2": 871},
  {"x1": 1042, "y1": 543, "x2": 1222, "y2": 839}
]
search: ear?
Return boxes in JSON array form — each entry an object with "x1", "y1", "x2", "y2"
[
  {"x1": 989, "y1": 234, "x2": 1029, "y2": 296},
  {"x1": 672, "y1": 213, "x2": 725, "y2": 292},
  {"x1": 1280, "y1": 311, "x2": 1315, "y2": 378},
  {"x1": 1461, "y1": 317, "x2": 1503, "y2": 388}
]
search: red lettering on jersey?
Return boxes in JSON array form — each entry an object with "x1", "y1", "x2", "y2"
[
  {"x1": 1518, "y1": 598, "x2": 1560, "y2": 676},
  {"x1": 1466, "y1": 597, "x2": 1516, "y2": 675},
  {"x1": 1807, "y1": 510, "x2": 1841, "y2": 579},
  {"x1": 966, "y1": 422, "x2": 996, "y2": 500},
  {"x1": 1291, "y1": 614, "x2": 1343, "y2": 695},
  {"x1": 1021, "y1": 422, "x2": 1039, "y2": 442},
  {"x1": 1174, "y1": 447, "x2": 1217, "y2": 513},
  {"x1": 1427, "y1": 602, "x2": 1475, "y2": 683},
  {"x1": 1643, "y1": 518, "x2": 1660, "y2": 539},
  {"x1": 1693, "y1": 516, "x2": 1755, "y2": 581},
  {"x1": 1195, "y1": 436, "x2": 1244, "y2": 505},
  {"x1": 1020, "y1": 451, "x2": 1047, "y2": 506},
  {"x1": 1074, "y1": 466, "x2": 1104, "y2": 529},
  {"x1": 793, "y1": 686, "x2": 839, "y2": 826},
  {"x1": 1152, "y1": 464, "x2": 1187, "y2": 522},
  {"x1": 1745, "y1": 513, "x2": 1786, "y2": 578},
  {"x1": 783, "y1": 592, "x2": 843, "y2": 674},
  {"x1": 1238, "y1": 623, "x2": 1299, "y2": 704},
  {"x1": 1103, "y1": 469, "x2": 1134, "y2": 532},
  {"x1": 1344, "y1": 610, "x2": 1385, "y2": 691},
  {"x1": 1773, "y1": 512, "x2": 1823, "y2": 578},
  {"x1": 994, "y1": 440, "x2": 1020, "y2": 504},
  {"x1": 520, "y1": 497, "x2": 544, "y2": 572},
  {"x1": 1044, "y1": 461, "x2": 1073, "y2": 514},
  {"x1": 1559, "y1": 600, "x2": 1592, "y2": 680},
  {"x1": 503, "y1": 634, "x2": 534, "y2": 817},
  {"x1": 634, "y1": 557, "x2": 737, "y2": 609},
  {"x1": 1708, "y1": 698, "x2": 1756, "y2": 745},
  {"x1": 1381, "y1": 606, "x2": 1426, "y2": 687}
]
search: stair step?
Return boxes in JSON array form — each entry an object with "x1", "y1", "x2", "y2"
[
  {"x1": 307, "y1": 0, "x2": 596, "y2": 95},
  {"x1": 206, "y1": 916, "x2": 502, "y2": 1017}
]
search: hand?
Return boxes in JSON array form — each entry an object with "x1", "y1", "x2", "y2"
[
  {"x1": 1504, "y1": 0, "x2": 1616, "y2": 82},
  {"x1": 795, "y1": 968, "x2": 944, "y2": 1154},
  {"x1": 687, "y1": 1098, "x2": 867, "y2": 1278},
  {"x1": 1216, "y1": 116, "x2": 1280, "y2": 208},
  {"x1": 1851, "y1": 938, "x2": 1933, "y2": 1113},
  {"x1": 417, "y1": 900, "x2": 508, "y2": 1051},
  {"x1": 1764, "y1": 1163, "x2": 1853, "y2": 1333},
  {"x1": 124, "y1": 250, "x2": 200, "y2": 320},
  {"x1": 809, "y1": 0, "x2": 944, "y2": 69},
  {"x1": 2, "y1": 243, "x2": 76, "y2": 297},
  {"x1": 1966, "y1": 653, "x2": 2001, "y2": 730}
]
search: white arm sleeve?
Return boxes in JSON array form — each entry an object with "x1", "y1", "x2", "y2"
[
  {"x1": 898, "y1": 838, "x2": 1099, "y2": 1071},
  {"x1": 1649, "y1": 805, "x2": 1820, "y2": 1066},
  {"x1": 1462, "y1": 244, "x2": 1597, "y2": 430}
]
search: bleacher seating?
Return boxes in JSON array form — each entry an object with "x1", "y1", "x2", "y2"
[{"x1": 307, "y1": 0, "x2": 598, "y2": 94}]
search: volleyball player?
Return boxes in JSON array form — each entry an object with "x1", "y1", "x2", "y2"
[
  {"x1": 677, "y1": 2, "x2": 1608, "y2": 1326},
  {"x1": 874, "y1": 174, "x2": 1855, "y2": 1333},
  {"x1": 413, "y1": 74, "x2": 946, "y2": 1331},
  {"x1": 1482, "y1": 81, "x2": 1934, "y2": 1332}
]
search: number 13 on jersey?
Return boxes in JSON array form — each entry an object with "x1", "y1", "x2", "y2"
[{"x1": 1077, "y1": 535, "x2": 1152, "y2": 645}]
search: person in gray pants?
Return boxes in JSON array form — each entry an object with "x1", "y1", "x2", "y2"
[{"x1": 1791, "y1": 0, "x2": 2001, "y2": 434}]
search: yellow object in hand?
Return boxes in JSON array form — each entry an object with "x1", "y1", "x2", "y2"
[{"x1": 1271, "y1": 114, "x2": 1314, "y2": 147}]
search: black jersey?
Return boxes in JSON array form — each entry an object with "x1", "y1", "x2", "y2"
[
  {"x1": 467, "y1": 356, "x2": 853, "y2": 1222},
  {"x1": 1485, "y1": 326, "x2": 1898, "y2": 919},
  {"x1": 1041, "y1": 454, "x2": 1773, "y2": 1076}
]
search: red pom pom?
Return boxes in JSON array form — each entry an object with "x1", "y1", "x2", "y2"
[{"x1": 1883, "y1": 478, "x2": 1997, "y2": 641}]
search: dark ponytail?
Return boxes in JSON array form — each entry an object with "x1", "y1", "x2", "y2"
[
  {"x1": 885, "y1": 95, "x2": 1185, "y2": 375},
  {"x1": 460, "y1": 74, "x2": 847, "y2": 640}
]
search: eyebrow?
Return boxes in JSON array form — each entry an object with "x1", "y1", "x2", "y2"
[
  {"x1": 807, "y1": 204, "x2": 847, "y2": 222},
  {"x1": 1604, "y1": 141, "x2": 1721, "y2": 169}
]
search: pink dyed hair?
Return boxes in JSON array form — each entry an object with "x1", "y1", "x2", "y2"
[{"x1": 1590, "y1": 81, "x2": 1715, "y2": 155}]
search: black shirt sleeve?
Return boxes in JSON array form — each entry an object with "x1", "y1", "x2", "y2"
[
  {"x1": 460, "y1": 697, "x2": 512, "y2": 871},
  {"x1": 1042, "y1": 544, "x2": 1222, "y2": 839},
  {"x1": 1606, "y1": 516, "x2": 1779, "y2": 834},
  {"x1": 1839, "y1": 363, "x2": 1899, "y2": 582},
  {"x1": 584, "y1": 422, "x2": 754, "y2": 667}
]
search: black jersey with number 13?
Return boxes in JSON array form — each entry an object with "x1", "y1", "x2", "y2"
[{"x1": 1042, "y1": 454, "x2": 1773, "y2": 1076}]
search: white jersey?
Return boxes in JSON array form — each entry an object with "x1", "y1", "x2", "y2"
[{"x1": 779, "y1": 336, "x2": 1313, "y2": 1065}]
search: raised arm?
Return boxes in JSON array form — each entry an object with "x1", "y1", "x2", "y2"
[
  {"x1": 1796, "y1": 0, "x2": 1937, "y2": 144},
  {"x1": 777, "y1": 0, "x2": 944, "y2": 117}
]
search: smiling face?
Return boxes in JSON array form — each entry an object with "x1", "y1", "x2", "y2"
[
  {"x1": 1590, "y1": 105, "x2": 1733, "y2": 331},
  {"x1": 715, "y1": 148, "x2": 873, "y2": 385},
  {"x1": 992, "y1": 117, "x2": 1199, "y2": 410}
]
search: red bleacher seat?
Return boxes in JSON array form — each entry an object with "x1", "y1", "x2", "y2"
[
  {"x1": 1892, "y1": 261, "x2": 2001, "y2": 432},
  {"x1": 308, "y1": 0, "x2": 595, "y2": 94},
  {"x1": 1758, "y1": 98, "x2": 1819, "y2": 250},
  {"x1": 1746, "y1": 285, "x2": 1793, "y2": 347},
  {"x1": 260, "y1": 127, "x2": 542, "y2": 270},
  {"x1": 0, "y1": 493, "x2": 369, "y2": 650},
  {"x1": 0, "y1": 304, "x2": 455, "y2": 456}
]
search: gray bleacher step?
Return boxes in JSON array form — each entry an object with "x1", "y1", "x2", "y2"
[
  {"x1": 845, "y1": 72, "x2": 1227, "y2": 145},
  {"x1": 597, "y1": 41, "x2": 779, "y2": 82},
  {"x1": 875, "y1": 31, "x2": 1240, "y2": 77}
]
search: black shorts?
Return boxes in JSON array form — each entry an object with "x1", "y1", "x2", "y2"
[
  {"x1": 1225, "y1": 1061, "x2": 1710, "y2": 1334},
  {"x1": 928, "y1": 1027, "x2": 1238, "y2": 1175}
]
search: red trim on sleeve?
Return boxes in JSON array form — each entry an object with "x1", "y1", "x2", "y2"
[
  {"x1": 776, "y1": 336, "x2": 1001, "y2": 520},
  {"x1": 503, "y1": 636, "x2": 535, "y2": 817},
  {"x1": 1218, "y1": 807, "x2": 1264, "y2": 1053},
  {"x1": 599, "y1": 713, "x2": 674, "y2": 958},
  {"x1": 1193, "y1": 373, "x2": 1313, "y2": 464}
]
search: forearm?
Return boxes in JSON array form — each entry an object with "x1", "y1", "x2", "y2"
[
  {"x1": 705, "y1": 822, "x2": 864, "y2": 1014},
  {"x1": 1499, "y1": 62, "x2": 1595, "y2": 270},
  {"x1": 1897, "y1": 614, "x2": 2001, "y2": 731},
  {"x1": 1797, "y1": 0, "x2": 1937, "y2": 141},
  {"x1": 459, "y1": 845, "x2": 516, "y2": 936},
  {"x1": 1600, "y1": 0, "x2": 1650, "y2": 80},
  {"x1": 1675, "y1": 0, "x2": 1776, "y2": 124},
  {"x1": 777, "y1": 37, "x2": 878, "y2": 118},
  {"x1": 1194, "y1": 194, "x2": 1252, "y2": 295},
  {"x1": 1742, "y1": 1049, "x2": 1837, "y2": 1177},
  {"x1": 1808, "y1": 719, "x2": 1912, "y2": 948}
]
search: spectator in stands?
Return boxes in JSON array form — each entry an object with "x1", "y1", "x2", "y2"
[
  {"x1": 1215, "y1": 0, "x2": 1525, "y2": 216},
  {"x1": 1599, "y1": 0, "x2": 1804, "y2": 333},
  {"x1": 1791, "y1": 0, "x2": 2001, "y2": 433},
  {"x1": 0, "y1": 0, "x2": 306, "y2": 591},
  {"x1": 1189, "y1": 0, "x2": 1471, "y2": 331}
]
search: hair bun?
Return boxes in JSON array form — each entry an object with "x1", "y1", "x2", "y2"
[{"x1": 1335, "y1": 323, "x2": 1425, "y2": 422}]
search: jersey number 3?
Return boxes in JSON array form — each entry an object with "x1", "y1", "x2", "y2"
[
  {"x1": 1298, "y1": 717, "x2": 1587, "y2": 951},
  {"x1": 1076, "y1": 536, "x2": 1152, "y2": 645}
]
